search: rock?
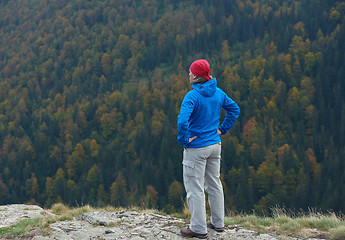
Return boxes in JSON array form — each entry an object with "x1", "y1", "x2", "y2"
[
  {"x1": 0, "y1": 204, "x2": 327, "y2": 240},
  {"x1": 0, "y1": 204, "x2": 54, "y2": 228},
  {"x1": 46, "y1": 210, "x2": 187, "y2": 239}
]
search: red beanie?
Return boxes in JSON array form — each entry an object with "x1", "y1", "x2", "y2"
[{"x1": 190, "y1": 59, "x2": 212, "y2": 81}]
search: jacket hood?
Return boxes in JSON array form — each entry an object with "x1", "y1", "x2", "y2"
[{"x1": 192, "y1": 78, "x2": 217, "y2": 97}]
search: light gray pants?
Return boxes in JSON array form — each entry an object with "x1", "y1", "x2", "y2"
[{"x1": 183, "y1": 142, "x2": 224, "y2": 234}]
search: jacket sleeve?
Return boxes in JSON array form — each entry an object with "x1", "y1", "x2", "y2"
[
  {"x1": 177, "y1": 93, "x2": 195, "y2": 146},
  {"x1": 218, "y1": 91, "x2": 240, "y2": 135}
]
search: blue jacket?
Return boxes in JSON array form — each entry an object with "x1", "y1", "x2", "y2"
[{"x1": 177, "y1": 78, "x2": 240, "y2": 148}]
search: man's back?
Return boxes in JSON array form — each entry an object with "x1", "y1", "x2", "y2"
[{"x1": 177, "y1": 78, "x2": 239, "y2": 148}]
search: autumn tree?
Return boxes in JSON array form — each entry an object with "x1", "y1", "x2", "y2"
[{"x1": 110, "y1": 173, "x2": 128, "y2": 207}]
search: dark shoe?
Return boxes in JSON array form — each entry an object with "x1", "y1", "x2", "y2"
[
  {"x1": 207, "y1": 221, "x2": 224, "y2": 232},
  {"x1": 180, "y1": 227, "x2": 208, "y2": 239}
]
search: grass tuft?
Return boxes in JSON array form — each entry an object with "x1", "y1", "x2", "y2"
[
  {"x1": 225, "y1": 206, "x2": 345, "y2": 239},
  {"x1": 170, "y1": 201, "x2": 191, "y2": 220},
  {"x1": 49, "y1": 203, "x2": 69, "y2": 215}
]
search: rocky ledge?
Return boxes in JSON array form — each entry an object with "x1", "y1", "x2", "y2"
[{"x1": 0, "y1": 204, "x2": 324, "y2": 239}]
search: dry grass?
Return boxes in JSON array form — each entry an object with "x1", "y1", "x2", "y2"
[
  {"x1": 225, "y1": 207, "x2": 345, "y2": 239},
  {"x1": 169, "y1": 201, "x2": 191, "y2": 220}
]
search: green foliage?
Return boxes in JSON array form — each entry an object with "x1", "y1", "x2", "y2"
[
  {"x1": 168, "y1": 180, "x2": 184, "y2": 211},
  {"x1": 110, "y1": 173, "x2": 128, "y2": 207},
  {"x1": 0, "y1": 0, "x2": 344, "y2": 215},
  {"x1": 0, "y1": 218, "x2": 41, "y2": 236}
]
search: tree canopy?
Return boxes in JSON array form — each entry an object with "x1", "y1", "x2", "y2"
[{"x1": 0, "y1": 0, "x2": 345, "y2": 214}]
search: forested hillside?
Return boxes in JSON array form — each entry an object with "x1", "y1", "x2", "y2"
[{"x1": 0, "y1": 0, "x2": 345, "y2": 215}]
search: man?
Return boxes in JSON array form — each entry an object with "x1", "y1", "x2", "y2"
[{"x1": 177, "y1": 59, "x2": 240, "y2": 238}]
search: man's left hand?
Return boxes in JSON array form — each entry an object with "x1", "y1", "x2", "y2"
[{"x1": 189, "y1": 136, "x2": 197, "y2": 143}]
